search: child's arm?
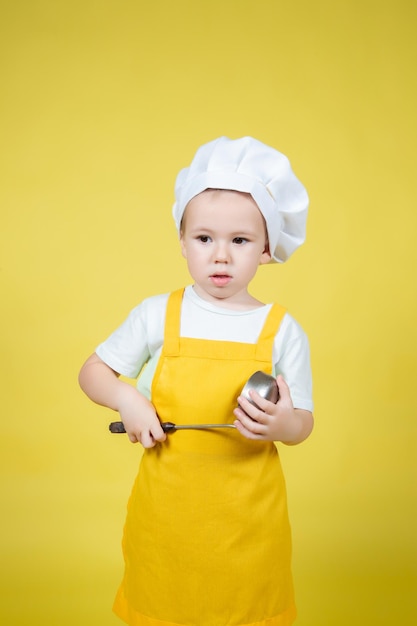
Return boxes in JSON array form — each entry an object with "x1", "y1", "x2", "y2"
[
  {"x1": 79, "y1": 353, "x2": 166, "y2": 448},
  {"x1": 233, "y1": 375, "x2": 313, "y2": 445}
]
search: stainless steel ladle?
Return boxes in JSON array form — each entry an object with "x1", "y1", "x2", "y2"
[
  {"x1": 239, "y1": 370, "x2": 279, "y2": 407},
  {"x1": 108, "y1": 370, "x2": 278, "y2": 434}
]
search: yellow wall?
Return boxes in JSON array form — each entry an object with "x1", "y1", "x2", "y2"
[{"x1": 1, "y1": 1, "x2": 416, "y2": 624}]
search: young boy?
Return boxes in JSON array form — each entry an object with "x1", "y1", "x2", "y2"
[{"x1": 79, "y1": 136, "x2": 313, "y2": 626}]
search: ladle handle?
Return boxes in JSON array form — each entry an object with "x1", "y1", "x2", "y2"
[
  {"x1": 108, "y1": 421, "x2": 235, "y2": 434},
  {"x1": 109, "y1": 421, "x2": 174, "y2": 434},
  {"x1": 109, "y1": 421, "x2": 127, "y2": 433}
]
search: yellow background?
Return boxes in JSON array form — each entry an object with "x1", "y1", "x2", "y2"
[{"x1": 1, "y1": 1, "x2": 416, "y2": 624}]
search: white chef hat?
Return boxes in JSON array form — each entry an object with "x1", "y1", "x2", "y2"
[{"x1": 172, "y1": 136, "x2": 309, "y2": 263}]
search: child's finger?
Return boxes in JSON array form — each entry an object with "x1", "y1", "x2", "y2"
[
  {"x1": 237, "y1": 394, "x2": 269, "y2": 420},
  {"x1": 151, "y1": 423, "x2": 167, "y2": 443},
  {"x1": 140, "y1": 430, "x2": 157, "y2": 448},
  {"x1": 234, "y1": 406, "x2": 267, "y2": 434},
  {"x1": 234, "y1": 417, "x2": 264, "y2": 440}
]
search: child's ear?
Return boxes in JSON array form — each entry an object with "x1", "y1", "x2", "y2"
[
  {"x1": 259, "y1": 244, "x2": 272, "y2": 265},
  {"x1": 259, "y1": 250, "x2": 272, "y2": 265}
]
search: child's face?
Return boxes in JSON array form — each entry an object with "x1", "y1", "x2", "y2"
[{"x1": 180, "y1": 189, "x2": 271, "y2": 306}]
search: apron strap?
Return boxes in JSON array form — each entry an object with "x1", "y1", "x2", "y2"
[
  {"x1": 255, "y1": 303, "x2": 287, "y2": 362},
  {"x1": 162, "y1": 288, "x2": 184, "y2": 356}
]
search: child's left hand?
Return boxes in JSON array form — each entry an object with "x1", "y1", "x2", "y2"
[{"x1": 233, "y1": 375, "x2": 313, "y2": 445}]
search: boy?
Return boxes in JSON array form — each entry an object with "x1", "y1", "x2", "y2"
[{"x1": 79, "y1": 136, "x2": 313, "y2": 626}]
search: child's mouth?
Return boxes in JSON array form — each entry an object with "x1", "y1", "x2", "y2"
[{"x1": 210, "y1": 274, "x2": 232, "y2": 287}]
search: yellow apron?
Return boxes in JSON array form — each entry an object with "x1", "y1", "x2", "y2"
[{"x1": 114, "y1": 288, "x2": 296, "y2": 626}]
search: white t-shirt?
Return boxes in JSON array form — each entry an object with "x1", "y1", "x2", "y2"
[{"x1": 96, "y1": 285, "x2": 313, "y2": 412}]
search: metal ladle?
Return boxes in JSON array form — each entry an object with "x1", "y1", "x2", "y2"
[{"x1": 108, "y1": 370, "x2": 278, "y2": 434}]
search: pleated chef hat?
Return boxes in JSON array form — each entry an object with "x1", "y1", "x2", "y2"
[{"x1": 172, "y1": 136, "x2": 309, "y2": 263}]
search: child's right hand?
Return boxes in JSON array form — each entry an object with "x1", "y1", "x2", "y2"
[
  {"x1": 117, "y1": 387, "x2": 166, "y2": 448},
  {"x1": 79, "y1": 353, "x2": 166, "y2": 449}
]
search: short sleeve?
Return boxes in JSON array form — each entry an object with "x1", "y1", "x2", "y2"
[
  {"x1": 95, "y1": 294, "x2": 168, "y2": 378},
  {"x1": 273, "y1": 315, "x2": 313, "y2": 412}
]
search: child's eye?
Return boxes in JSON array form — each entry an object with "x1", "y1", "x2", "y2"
[
  {"x1": 197, "y1": 235, "x2": 212, "y2": 243},
  {"x1": 233, "y1": 237, "x2": 248, "y2": 245}
]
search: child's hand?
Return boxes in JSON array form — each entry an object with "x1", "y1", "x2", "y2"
[
  {"x1": 117, "y1": 386, "x2": 167, "y2": 448},
  {"x1": 79, "y1": 353, "x2": 166, "y2": 449},
  {"x1": 233, "y1": 375, "x2": 313, "y2": 445}
]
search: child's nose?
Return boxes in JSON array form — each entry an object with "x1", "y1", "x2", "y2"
[{"x1": 214, "y1": 242, "x2": 230, "y2": 263}]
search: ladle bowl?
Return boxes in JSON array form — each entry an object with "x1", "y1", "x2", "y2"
[{"x1": 239, "y1": 371, "x2": 279, "y2": 408}]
